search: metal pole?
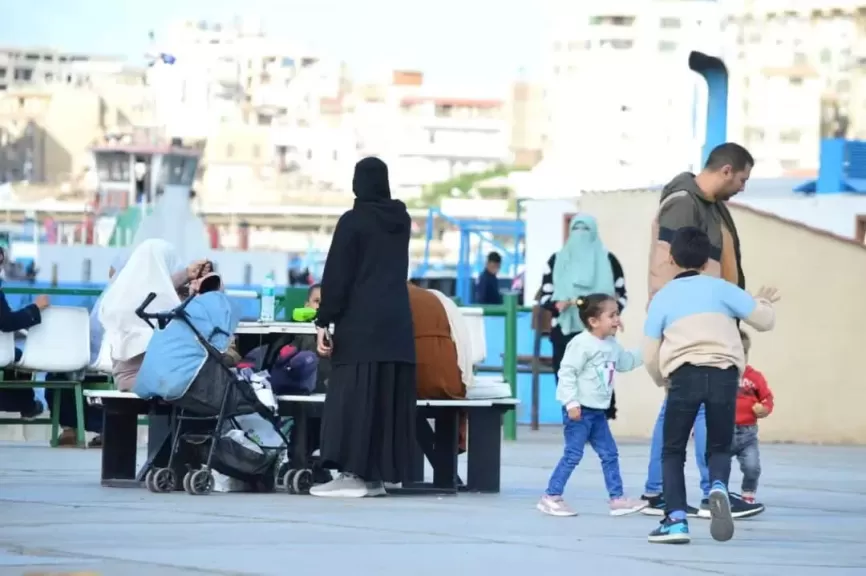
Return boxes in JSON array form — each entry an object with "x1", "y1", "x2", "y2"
[{"x1": 503, "y1": 292, "x2": 518, "y2": 441}]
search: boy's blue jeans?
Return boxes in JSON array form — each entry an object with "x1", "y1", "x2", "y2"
[
  {"x1": 546, "y1": 407, "x2": 624, "y2": 499},
  {"x1": 644, "y1": 399, "x2": 710, "y2": 499}
]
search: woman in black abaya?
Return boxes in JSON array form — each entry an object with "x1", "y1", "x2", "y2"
[{"x1": 310, "y1": 156, "x2": 417, "y2": 498}]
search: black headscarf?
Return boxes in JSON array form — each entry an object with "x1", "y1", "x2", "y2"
[{"x1": 352, "y1": 157, "x2": 391, "y2": 201}]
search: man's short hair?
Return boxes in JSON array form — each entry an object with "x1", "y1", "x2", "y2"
[
  {"x1": 487, "y1": 251, "x2": 502, "y2": 264},
  {"x1": 704, "y1": 142, "x2": 754, "y2": 173},
  {"x1": 670, "y1": 227, "x2": 710, "y2": 270}
]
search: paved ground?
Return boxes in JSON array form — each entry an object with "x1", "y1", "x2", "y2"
[{"x1": 1, "y1": 429, "x2": 865, "y2": 576}]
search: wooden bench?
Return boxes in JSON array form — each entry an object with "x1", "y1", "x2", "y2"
[{"x1": 84, "y1": 390, "x2": 518, "y2": 495}]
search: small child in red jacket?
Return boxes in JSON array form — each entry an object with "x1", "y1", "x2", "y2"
[{"x1": 735, "y1": 331, "x2": 774, "y2": 504}]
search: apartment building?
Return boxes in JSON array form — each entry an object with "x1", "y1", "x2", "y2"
[
  {"x1": 348, "y1": 70, "x2": 511, "y2": 199},
  {"x1": 0, "y1": 47, "x2": 126, "y2": 91},
  {"x1": 0, "y1": 87, "x2": 115, "y2": 185},
  {"x1": 722, "y1": 1, "x2": 866, "y2": 173},
  {"x1": 508, "y1": 81, "x2": 545, "y2": 169},
  {"x1": 542, "y1": 0, "x2": 722, "y2": 186},
  {"x1": 148, "y1": 18, "x2": 339, "y2": 139}
]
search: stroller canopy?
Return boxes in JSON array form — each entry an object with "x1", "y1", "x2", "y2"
[{"x1": 134, "y1": 291, "x2": 239, "y2": 401}]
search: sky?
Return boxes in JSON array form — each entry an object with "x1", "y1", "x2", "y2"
[{"x1": 0, "y1": 0, "x2": 546, "y2": 93}]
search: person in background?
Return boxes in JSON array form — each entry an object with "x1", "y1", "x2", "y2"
[
  {"x1": 475, "y1": 251, "x2": 503, "y2": 305},
  {"x1": 98, "y1": 239, "x2": 209, "y2": 391},
  {"x1": 311, "y1": 157, "x2": 416, "y2": 499},
  {"x1": 731, "y1": 330, "x2": 773, "y2": 507},
  {"x1": 45, "y1": 252, "x2": 129, "y2": 447},
  {"x1": 538, "y1": 213, "x2": 627, "y2": 420},
  {"x1": 407, "y1": 282, "x2": 470, "y2": 451},
  {"x1": 0, "y1": 246, "x2": 50, "y2": 419},
  {"x1": 642, "y1": 227, "x2": 778, "y2": 545},
  {"x1": 640, "y1": 142, "x2": 758, "y2": 519}
]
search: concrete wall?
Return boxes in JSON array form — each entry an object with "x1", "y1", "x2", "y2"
[{"x1": 579, "y1": 189, "x2": 866, "y2": 444}]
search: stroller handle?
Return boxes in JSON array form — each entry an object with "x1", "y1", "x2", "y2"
[{"x1": 136, "y1": 292, "x2": 196, "y2": 329}]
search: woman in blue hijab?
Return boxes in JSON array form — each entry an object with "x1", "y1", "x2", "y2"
[{"x1": 537, "y1": 214, "x2": 628, "y2": 418}]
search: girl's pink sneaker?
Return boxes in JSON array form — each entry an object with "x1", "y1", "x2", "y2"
[{"x1": 609, "y1": 497, "x2": 648, "y2": 516}]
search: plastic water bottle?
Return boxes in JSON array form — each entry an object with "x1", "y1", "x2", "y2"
[{"x1": 260, "y1": 272, "x2": 275, "y2": 322}]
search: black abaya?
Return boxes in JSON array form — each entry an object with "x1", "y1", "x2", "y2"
[
  {"x1": 320, "y1": 362, "x2": 416, "y2": 483},
  {"x1": 315, "y1": 157, "x2": 417, "y2": 482}
]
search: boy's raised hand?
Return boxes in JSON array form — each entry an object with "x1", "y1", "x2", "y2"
[{"x1": 755, "y1": 286, "x2": 781, "y2": 303}]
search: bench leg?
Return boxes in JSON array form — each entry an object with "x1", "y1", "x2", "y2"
[
  {"x1": 49, "y1": 388, "x2": 62, "y2": 448},
  {"x1": 466, "y1": 409, "x2": 503, "y2": 493},
  {"x1": 431, "y1": 410, "x2": 459, "y2": 490},
  {"x1": 410, "y1": 417, "x2": 433, "y2": 483},
  {"x1": 101, "y1": 403, "x2": 138, "y2": 487},
  {"x1": 73, "y1": 383, "x2": 86, "y2": 448}
]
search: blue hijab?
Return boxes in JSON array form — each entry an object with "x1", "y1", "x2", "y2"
[{"x1": 552, "y1": 214, "x2": 615, "y2": 335}]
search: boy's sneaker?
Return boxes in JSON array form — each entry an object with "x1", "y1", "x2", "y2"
[
  {"x1": 707, "y1": 483, "x2": 735, "y2": 542},
  {"x1": 640, "y1": 494, "x2": 701, "y2": 518},
  {"x1": 700, "y1": 494, "x2": 765, "y2": 519},
  {"x1": 609, "y1": 497, "x2": 648, "y2": 516},
  {"x1": 537, "y1": 495, "x2": 578, "y2": 517},
  {"x1": 648, "y1": 516, "x2": 690, "y2": 544},
  {"x1": 730, "y1": 493, "x2": 766, "y2": 518},
  {"x1": 309, "y1": 473, "x2": 367, "y2": 498}
]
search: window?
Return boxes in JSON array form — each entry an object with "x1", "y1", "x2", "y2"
[
  {"x1": 820, "y1": 48, "x2": 832, "y2": 64},
  {"x1": 779, "y1": 130, "x2": 801, "y2": 143},
  {"x1": 658, "y1": 41, "x2": 677, "y2": 52},
  {"x1": 793, "y1": 52, "x2": 808, "y2": 66},
  {"x1": 226, "y1": 144, "x2": 235, "y2": 158},
  {"x1": 789, "y1": 77, "x2": 803, "y2": 86},
  {"x1": 660, "y1": 17, "x2": 681, "y2": 29},
  {"x1": 744, "y1": 127, "x2": 765, "y2": 142},
  {"x1": 252, "y1": 145, "x2": 260, "y2": 159}
]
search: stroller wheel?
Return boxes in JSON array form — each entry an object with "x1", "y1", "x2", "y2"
[
  {"x1": 188, "y1": 469, "x2": 214, "y2": 495},
  {"x1": 182, "y1": 471, "x2": 193, "y2": 494},
  {"x1": 151, "y1": 468, "x2": 177, "y2": 493},
  {"x1": 282, "y1": 469, "x2": 296, "y2": 494},
  {"x1": 293, "y1": 469, "x2": 313, "y2": 495},
  {"x1": 144, "y1": 468, "x2": 158, "y2": 493}
]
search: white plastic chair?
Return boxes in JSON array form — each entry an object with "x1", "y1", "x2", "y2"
[
  {"x1": 0, "y1": 331, "x2": 15, "y2": 367},
  {"x1": 459, "y1": 307, "x2": 488, "y2": 365},
  {"x1": 17, "y1": 306, "x2": 91, "y2": 372}
]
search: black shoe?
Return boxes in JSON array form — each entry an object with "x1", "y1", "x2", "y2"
[
  {"x1": 729, "y1": 493, "x2": 765, "y2": 518},
  {"x1": 640, "y1": 495, "x2": 700, "y2": 518},
  {"x1": 700, "y1": 493, "x2": 765, "y2": 519},
  {"x1": 20, "y1": 401, "x2": 44, "y2": 419}
]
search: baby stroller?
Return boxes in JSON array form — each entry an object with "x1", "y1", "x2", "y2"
[{"x1": 134, "y1": 288, "x2": 291, "y2": 496}]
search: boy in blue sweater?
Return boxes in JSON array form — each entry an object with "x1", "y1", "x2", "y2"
[{"x1": 642, "y1": 227, "x2": 778, "y2": 545}]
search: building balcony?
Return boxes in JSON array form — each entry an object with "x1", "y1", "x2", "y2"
[{"x1": 409, "y1": 115, "x2": 506, "y2": 133}]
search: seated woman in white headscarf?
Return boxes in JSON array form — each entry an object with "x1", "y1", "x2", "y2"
[{"x1": 98, "y1": 239, "x2": 209, "y2": 391}]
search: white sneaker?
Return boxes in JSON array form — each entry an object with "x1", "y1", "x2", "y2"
[
  {"x1": 309, "y1": 473, "x2": 367, "y2": 498},
  {"x1": 365, "y1": 481, "x2": 387, "y2": 497}
]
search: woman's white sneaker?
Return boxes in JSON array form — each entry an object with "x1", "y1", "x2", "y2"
[{"x1": 309, "y1": 473, "x2": 367, "y2": 498}]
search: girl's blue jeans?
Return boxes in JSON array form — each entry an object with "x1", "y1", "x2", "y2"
[{"x1": 546, "y1": 407, "x2": 624, "y2": 499}]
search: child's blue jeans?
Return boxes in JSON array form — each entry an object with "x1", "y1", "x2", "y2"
[{"x1": 545, "y1": 407, "x2": 624, "y2": 499}]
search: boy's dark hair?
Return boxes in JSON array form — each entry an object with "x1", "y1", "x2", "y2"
[
  {"x1": 575, "y1": 293, "x2": 616, "y2": 327},
  {"x1": 704, "y1": 142, "x2": 754, "y2": 172},
  {"x1": 670, "y1": 226, "x2": 710, "y2": 270},
  {"x1": 307, "y1": 283, "x2": 321, "y2": 300},
  {"x1": 487, "y1": 251, "x2": 502, "y2": 264}
]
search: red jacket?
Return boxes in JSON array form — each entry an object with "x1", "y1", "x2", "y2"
[{"x1": 736, "y1": 365, "x2": 774, "y2": 426}]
